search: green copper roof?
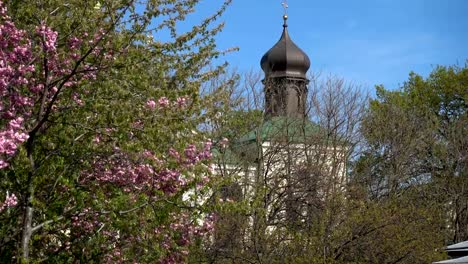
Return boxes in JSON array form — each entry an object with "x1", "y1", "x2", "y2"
[
  {"x1": 213, "y1": 116, "x2": 347, "y2": 165},
  {"x1": 236, "y1": 116, "x2": 322, "y2": 144}
]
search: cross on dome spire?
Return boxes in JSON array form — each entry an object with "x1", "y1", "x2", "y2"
[
  {"x1": 281, "y1": 1, "x2": 288, "y2": 15},
  {"x1": 281, "y1": 1, "x2": 288, "y2": 26}
]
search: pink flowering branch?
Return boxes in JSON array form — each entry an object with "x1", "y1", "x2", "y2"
[
  {"x1": 0, "y1": 3, "x2": 116, "y2": 168},
  {"x1": 0, "y1": 1, "x2": 136, "y2": 260},
  {"x1": 76, "y1": 139, "x2": 215, "y2": 261},
  {"x1": 0, "y1": 4, "x2": 34, "y2": 168},
  {"x1": 0, "y1": 192, "x2": 18, "y2": 213},
  {"x1": 1, "y1": 0, "x2": 222, "y2": 261},
  {"x1": 82, "y1": 141, "x2": 213, "y2": 194},
  {"x1": 145, "y1": 96, "x2": 189, "y2": 111}
]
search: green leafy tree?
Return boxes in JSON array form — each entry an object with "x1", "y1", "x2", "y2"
[{"x1": 355, "y1": 64, "x2": 467, "y2": 243}]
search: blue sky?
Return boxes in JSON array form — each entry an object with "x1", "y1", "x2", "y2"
[{"x1": 190, "y1": 0, "x2": 468, "y2": 91}]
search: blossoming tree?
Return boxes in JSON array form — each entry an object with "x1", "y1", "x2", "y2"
[{"x1": 0, "y1": 0, "x2": 232, "y2": 262}]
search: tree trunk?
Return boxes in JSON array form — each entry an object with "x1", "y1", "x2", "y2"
[
  {"x1": 21, "y1": 149, "x2": 36, "y2": 260},
  {"x1": 21, "y1": 201, "x2": 34, "y2": 260}
]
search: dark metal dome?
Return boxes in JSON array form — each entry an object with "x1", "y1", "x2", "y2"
[{"x1": 260, "y1": 15, "x2": 310, "y2": 79}]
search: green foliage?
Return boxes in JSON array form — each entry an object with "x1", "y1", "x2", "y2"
[
  {"x1": 0, "y1": 0, "x2": 235, "y2": 261},
  {"x1": 356, "y1": 63, "x2": 467, "y2": 245}
]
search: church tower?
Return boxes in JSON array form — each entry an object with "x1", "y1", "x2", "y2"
[{"x1": 260, "y1": 15, "x2": 310, "y2": 119}]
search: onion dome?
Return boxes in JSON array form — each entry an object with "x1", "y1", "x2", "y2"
[{"x1": 260, "y1": 15, "x2": 310, "y2": 79}]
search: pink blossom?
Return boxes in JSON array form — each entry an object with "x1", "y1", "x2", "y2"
[
  {"x1": 72, "y1": 93, "x2": 83, "y2": 106},
  {"x1": 158, "y1": 97, "x2": 170, "y2": 108},
  {"x1": 132, "y1": 120, "x2": 143, "y2": 129},
  {"x1": 1, "y1": 117, "x2": 29, "y2": 165},
  {"x1": 50, "y1": 86, "x2": 58, "y2": 94},
  {"x1": 0, "y1": 160, "x2": 8, "y2": 169},
  {"x1": 168, "y1": 148, "x2": 180, "y2": 160},
  {"x1": 30, "y1": 83, "x2": 44, "y2": 93},
  {"x1": 175, "y1": 96, "x2": 187, "y2": 108},
  {"x1": 146, "y1": 99, "x2": 156, "y2": 109},
  {"x1": 4, "y1": 193, "x2": 17, "y2": 207},
  {"x1": 0, "y1": 192, "x2": 18, "y2": 212},
  {"x1": 68, "y1": 36, "x2": 82, "y2": 50},
  {"x1": 35, "y1": 24, "x2": 58, "y2": 52},
  {"x1": 14, "y1": 132, "x2": 29, "y2": 142},
  {"x1": 8, "y1": 117, "x2": 23, "y2": 129}
]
